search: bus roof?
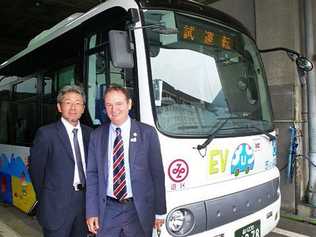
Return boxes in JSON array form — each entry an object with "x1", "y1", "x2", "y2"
[
  {"x1": 138, "y1": 0, "x2": 250, "y2": 35},
  {"x1": 0, "y1": 0, "x2": 251, "y2": 74},
  {"x1": 0, "y1": 0, "x2": 135, "y2": 73}
]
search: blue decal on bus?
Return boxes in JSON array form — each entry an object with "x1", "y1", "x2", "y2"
[{"x1": 231, "y1": 143, "x2": 254, "y2": 176}]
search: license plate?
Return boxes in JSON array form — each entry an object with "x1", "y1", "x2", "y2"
[{"x1": 235, "y1": 220, "x2": 261, "y2": 237}]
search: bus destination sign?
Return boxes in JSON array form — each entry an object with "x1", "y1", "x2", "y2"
[{"x1": 179, "y1": 24, "x2": 234, "y2": 50}]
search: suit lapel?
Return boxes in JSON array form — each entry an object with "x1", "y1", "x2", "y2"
[
  {"x1": 101, "y1": 124, "x2": 109, "y2": 181},
  {"x1": 81, "y1": 125, "x2": 89, "y2": 159},
  {"x1": 129, "y1": 120, "x2": 140, "y2": 168},
  {"x1": 56, "y1": 121, "x2": 74, "y2": 162}
]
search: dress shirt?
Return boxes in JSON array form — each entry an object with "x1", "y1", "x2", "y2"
[
  {"x1": 106, "y1": 117, "x2": 133, "y2": 198},
  {"x1": 61, "y1": 117, "x2": 86, "y2": 187}
]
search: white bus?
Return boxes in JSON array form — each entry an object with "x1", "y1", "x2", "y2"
[{"x1": 0, "y1": 0, "x2": 281, "y2": 236}]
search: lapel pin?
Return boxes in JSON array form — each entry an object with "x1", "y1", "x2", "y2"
[{"x1": 131, "y1": 132, "x2": 137, "y2": 142}]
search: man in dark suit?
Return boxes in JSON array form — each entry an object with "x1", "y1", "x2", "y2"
[
  {"x1": 86, "y1": 86, "x2": 166, "y2": 237},
  {"x1": 29, "y1": 85, "x2": 92, "y2": 237}
]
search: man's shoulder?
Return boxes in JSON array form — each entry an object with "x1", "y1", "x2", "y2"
[
  {"x1": 33, "y1": 122, "x2": 60, "y2": 142},
  {"x1": 133, "y1": 119, "x2": 152, "y2": 127},
  {"x1": 132, "y1": 120, "x2": 156, "y2": 133},
  {"x1": 91, "y1": 123, "x2": 108, "y2": 135},
  {"x1": 81, "y1": 123, "x2": 93, "y2": 132},
  {"x1": 38, "y1": 121, "x2": 59, "y2": 132}
]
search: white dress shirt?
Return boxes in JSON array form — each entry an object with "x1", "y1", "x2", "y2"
[
  {"x1": 106, "y1": 117, "x2": 133, "y2": 198},
  {"x1": 61, "y1": 117, "x2": 86, "y2": 187}
]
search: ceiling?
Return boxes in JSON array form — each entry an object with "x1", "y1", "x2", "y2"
[
  {"x1": 0, "y1": 0, "x2": 218, "y2": 63},
  {"x1": 0, "y1": 0, "x2": 101, "y2": 62}
]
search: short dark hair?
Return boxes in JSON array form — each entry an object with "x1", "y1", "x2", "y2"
[
  {"x1": 103, "y1": 85, "x2": 130, "y2": 101},
  {"x1": 57, "y1": 85, "x2": 86, "y2": 104}
]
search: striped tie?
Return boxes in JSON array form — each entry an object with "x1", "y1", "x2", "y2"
[{"x1": 113, "y1": 127, "x2": 127, "y2": 200}]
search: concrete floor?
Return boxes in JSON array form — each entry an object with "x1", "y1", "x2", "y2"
[
  {"x1": 1, "y1": 202, "x2": 316, "y2": 237},
  {"x1": 0, "y1": 203, "x2": 42, "y2": 237}
]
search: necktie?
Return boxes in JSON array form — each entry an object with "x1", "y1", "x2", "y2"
[
  {"x1": 113, "y1": 127, "x2": 127, "y2": 200},
  {"x1": 72, "y1": 128, "x2": 85, "y2": 186}
]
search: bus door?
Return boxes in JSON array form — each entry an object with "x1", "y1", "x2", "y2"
[{"x1": 84, "y1": 10, "x2": 139, "y2": 126}]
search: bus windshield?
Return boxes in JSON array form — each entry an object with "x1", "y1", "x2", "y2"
[{"x1": 143, "y1": 10, "x2": 273, "y2": 137}]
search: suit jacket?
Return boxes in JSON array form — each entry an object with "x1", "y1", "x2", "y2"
[
  {"x1": 86, "y1": 119, "x2": 166, "y2": 235},
  {"x1": 29, "y1": 120, "x2": 92, "y2": 230}
]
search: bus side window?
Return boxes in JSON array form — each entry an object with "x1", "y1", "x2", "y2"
[
  {"x1": 54, "y1": 65, "x2": 76, "y2": 90},
  {"x1": 12, "y1": 78, "x2": 38, "y2": 145},
  {"x1": 0, "y1": 85, "x2": 10, "y2": 143},
  {"x1": 86, "y1": 30, "x2": 138, "y2": 126},
  {"x1": 42, "y1": 76, "x2": 58, "y2": 125},
  {"x1": 87, "y1": 50, "x2": 107, "y2": 125}
]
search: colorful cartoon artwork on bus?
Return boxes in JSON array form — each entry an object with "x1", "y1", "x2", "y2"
[
  {"x1": 231, "y1": 143, "x2": 254, "y2": 176},
  {"x1": 0, "y1": 154, "x2": 12, "y2": 204},
  {"x1": 0, "y1": 153, "x2": 36, "y2": 213}
]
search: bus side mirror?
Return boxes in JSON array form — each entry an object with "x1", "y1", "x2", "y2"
[
  {"x1": 108, "y1": 30, "x2": 134, "y2": 68},
  {"x1": 260, "y1": 47, "x2": 314, "y2": 73},
  {"x1": 296, "y1": 56, "x2": 313, "y2": 72}
]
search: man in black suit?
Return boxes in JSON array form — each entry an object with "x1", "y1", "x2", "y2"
[{"x1": 30, "y1": 85, "x2": 92, "y2": 237}]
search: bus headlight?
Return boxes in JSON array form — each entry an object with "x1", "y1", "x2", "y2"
[{"x1": 167, "y1": 209, "x2": 194, "y2": 236}]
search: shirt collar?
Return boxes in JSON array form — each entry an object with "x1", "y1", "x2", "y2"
[
  {"x1": 61, "y1": 117, "x2": 81, "y2": 134},
  {"x1": 110, "y1": 117, "x2": 130, "y2": 132}
]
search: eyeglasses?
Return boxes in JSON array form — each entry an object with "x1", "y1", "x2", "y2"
[{"x1": 61, "y1": 101, "x2": 84, "y2": 108}]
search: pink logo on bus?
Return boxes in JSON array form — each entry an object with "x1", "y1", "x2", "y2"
[{"x1": 168, "y1": 159, "x2": 189, "y2": 182}]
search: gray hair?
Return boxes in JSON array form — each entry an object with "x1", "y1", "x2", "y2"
[{"x1": 57, "y1": 85, "x2": 86, "y2": 104}]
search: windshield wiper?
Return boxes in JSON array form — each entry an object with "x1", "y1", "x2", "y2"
[
  {"x1": 195, "y1": 116, "x2": 233, "y2": 150},
  {"x1": 195, "y1": 116, "x2": 276, "y2": 151}
]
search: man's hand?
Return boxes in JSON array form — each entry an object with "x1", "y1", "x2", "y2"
[
  {"x1": 153, "y1": 218, "x2": 165, "y2": 230},
  {"x1": 86, "y1": 217, "x2": 99, "y2": 234}
]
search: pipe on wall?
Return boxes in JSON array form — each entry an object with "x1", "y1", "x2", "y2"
[{"x1": 304, "y1": 0, "x2": 316, "y2": 211}]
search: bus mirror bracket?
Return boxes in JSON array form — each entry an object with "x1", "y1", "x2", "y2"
[
  {"x1": 127, "y1": 8, "x2": 140, "y2": 25},
  {"x1": 108, "y1": 30, "x2": 134, "y2": 69},
  {"x1": 259, "y1": 47, "x2": 314, "y2": 85},
  {"x1": 130, "y1": 23, "x2": 179, "y2": 35}
]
